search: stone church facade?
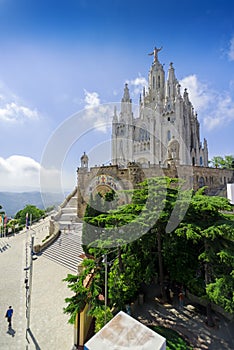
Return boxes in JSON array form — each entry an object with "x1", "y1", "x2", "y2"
[
  {"x1": 76, "y1": 48, "x2": 233, "y2": 218},
  {"x1": 112, "y1": 46, "x2": 208, "y2": 168}
]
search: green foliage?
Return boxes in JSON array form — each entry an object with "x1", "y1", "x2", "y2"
[
  {"x1": 89, "y1": 305, "x2": 113, "y2": 333},
  {"x1": 0, "y1": 204, "x2": 4, "y2": 215},
  {"x1": 187, "y1": 277, "x2": 205, "y2": 297},
  {"x1": 65, "y1": 176, "x2": 234, "y2": 336},
  {"x1": 63, "y1": 259, "x2": 104, "y2": 324},
  {"x1": 210, "y1": 155, "x2": 234, "y2": 169},
  {"x1": 63, "y1": 273, "x2": 88, "y2": 324},
  {"x1": 83, "y1": 176, "x2": 183, "y2": 302},
  {"x1": 45, "y1": 205, "x2": 55, "y2": 213},
  {"x1": 163, "y1": 232, "x2": 200, "y2": 285},
  {"x1": 176, "y1": 189, "x2": 234, "y2": 314},
  {"x1": 108, "y1": 249, "x2": 142, "y2": 309},
  {"x1": 149, "y1": 325, "x2": 193, "y2": 350},
  {"x1": 14, "y1": 204, "x2": 45, "y2": 226},
  {"x1": 206, "y1": 275, "x2": 234, "y2": 313},
  {"x1": 82, "y1": 191, "x2": 119, "y2": 250}
]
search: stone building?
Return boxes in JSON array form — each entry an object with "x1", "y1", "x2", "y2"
[
  {"x1": 112, "y1": 46, "x2": 208, "y2": 168},
  {"x1": 77, "y1": 154, "x2": 233, "y2": 218},
  {"x1": 76, "y1": 48, "x2": 233, "y2": 218}
]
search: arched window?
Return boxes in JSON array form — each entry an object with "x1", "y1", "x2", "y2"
[
  {"x1": 199, "y1": 177, "x2": 205, "y2": 188},
  {"x1": 200, "y1": 156, "x2": 203, "y2": 166},
  {"x1": 153, "y1": 76, "x2": 155, "y2": 89},
  {"x1": 157, "y1": 75, "x2": 160, "y2": 88}
]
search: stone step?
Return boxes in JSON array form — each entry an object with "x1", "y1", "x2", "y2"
[
  {"x1": 42, "y1": 253, "x2": 81, "y2": 272},
  {"x1": 61, "y1": 207, "x2": 77, "y2": 213},
  {"x1": 66, "y1": 196, "x2": 77, "y2": 207},
  {"x1": 59, "y1": 222, "x2": 81, "y2": 230},
  {"x1": 44, "y1": 248, "x2": 83, "y2": 267},
  {"x1": 42, "y1": 232, "x2": 84, "y2": 273}
]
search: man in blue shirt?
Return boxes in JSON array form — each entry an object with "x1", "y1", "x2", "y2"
[{"x1": 5, "y1": 306, "x2": 13, "y2": 328}]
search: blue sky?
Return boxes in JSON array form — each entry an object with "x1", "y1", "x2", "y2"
[{"x1": 0, "y1": 0, "x2": 234, "y2": 193}]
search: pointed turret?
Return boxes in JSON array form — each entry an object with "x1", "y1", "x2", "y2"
[
  {"x1": 122, "y1": 83, "x2": 131, "y2": 103},
  {"x1": 120, "y1": 83, "x2": 132, "y2": 119},
  {"x1": 80, "y1": 152, "x2": 89, "y2": 169},
  {"x1": 166, "y1": 62, "x2": 178, "y2": 99},
  {"x1": 183, "y1": 88, "x2": 190, "y2": 104},
  {"x1": 113, "y1": 105, "x2": 118, "y2": 121}
]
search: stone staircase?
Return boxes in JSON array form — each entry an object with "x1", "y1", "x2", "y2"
[
  {"x1": 42, "y1": 189, "x2": 86, "y2": 273},
  {"x1": 42, "y1": 225, "x2": 84, "y2": 273},
  {"x1": 58, "y1": 194, "x2": 78, "y2": 230}
]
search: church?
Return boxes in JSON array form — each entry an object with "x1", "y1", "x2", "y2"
[
  {"x1": 112, "y1": 46, "x2": 208, "y2": 168},
  {"x1": 77, "y1": 47, "x2": 233, "y2": 218}
]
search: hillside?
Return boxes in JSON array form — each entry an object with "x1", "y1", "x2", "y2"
[{"x1": 0, "y1": 192, "x2": 65, "y2": 217}]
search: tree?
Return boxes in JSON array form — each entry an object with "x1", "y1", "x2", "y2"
[
  {"x1": 63, "y1": 257, "x2": 113, "y2": 331},
  {"x1": 135, "y1": 177, "x2": 186, "y2": 300},
  {"x1": 65, "y1": 178, "x2": 234, "y2": 336},
  {"x1": 14, "y1": 204, "x2": 45, "y2": 226},
  {"x1": 0, "y1": 204, "x2": 4, "y2": 215},
  {"x1": 108, "y1": 246, "x2": 142, "y2": 309},
  {"x1": 176, "y1": 188, "x2": 234, "y2": 326},
  {"x1": 210, "y1": 155, "x2": 234, "y2": 169},
  {"x1": 84, "y1": 177, "x2": 184, "y2": 301}
]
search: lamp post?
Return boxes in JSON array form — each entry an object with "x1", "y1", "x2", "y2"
[
  {"x1": 26, "y1": 233, "x2": 35, "y2": 331},
  {"x1": 102, "y1": 254, "x2": 108, "y2": 325},
  {"x1": 24, "y1": 216, "x2": 37, "y2": 340}
]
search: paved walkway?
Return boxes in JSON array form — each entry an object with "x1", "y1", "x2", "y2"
[
  {"x1": 133, "y1": 284, "x2": 234, "y2": 350},
  {"x1": 0, "y1": 217, "x2": 75, "y2": 350}
]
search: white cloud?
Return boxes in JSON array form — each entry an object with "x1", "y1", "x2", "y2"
[
  {"x1": 204, "y1": 94, "x2": 234, "y2": 130},
  {"x1": 179, "y1": 75, "x2": 211, "y2": 111},
  {"x1": 81, "y1": 89, "x2": 114, "y2": 133},
  {"x1": 84, "y1": 89, "x2": 100, "y2": 109},
  {"x1": 0, "y1": 155, "x2": 41, "y2": 191},
  {"x1": 0, "y1": 155, "x2": 75, "y2": 192},
  {"x1": 126, "y1": 75, "x2": 148, "y2": 98},
  {"x1": 0, "y1": 102, "x2": 39, "y2": 123},
  {"x1": 180, "y1": 74, "x2": 234, "y2": 130},
  {"x1": 0, "y1": 81, "x2": 39, "y2": 124},
  {"x1": 228, "y1": 36, "x2": 234, "y2": 61}
]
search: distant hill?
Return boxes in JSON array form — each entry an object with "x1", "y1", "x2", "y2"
[{"x1": 0, "y1": 192, "x2": 66, "y2": 217}]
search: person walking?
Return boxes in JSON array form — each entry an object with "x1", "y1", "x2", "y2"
[
  {"x1": 5, "y1": 306, "x2": 13, "y2": 328},
  {"x1": 178, "y1": 290, "x2": 184, "y2": 308}
]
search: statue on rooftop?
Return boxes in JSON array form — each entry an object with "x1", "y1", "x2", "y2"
[{"x1": 148, "y1": 46, "x2": 163, "y2": 63}]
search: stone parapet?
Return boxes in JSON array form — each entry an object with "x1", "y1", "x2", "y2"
[
  {"x1": 33, "y1": 220, "x2": 60, "y2": 253},
  {"x1": 52, "y1": 187, "x2": 77, "y2": 221},
  {"x1": 77, "y1": 162, "x2": 234, "y2": 219},
  {"x1": 186, "y1": 290, "x2": 233, "y2": 321}
]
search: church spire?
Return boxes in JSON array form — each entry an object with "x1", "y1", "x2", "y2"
[
  {"x1": 122, "y1": 83, "x2": 131, "y2": 102},
  {"x1": 166, "y1": 62, "x2": 178, "y2": 99},
  {"x1": 120, "y1": 83, "x2": 132, "y2": 120}
]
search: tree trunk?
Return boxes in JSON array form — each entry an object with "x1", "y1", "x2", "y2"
[
  {"x1": 157, "y1": 229, "x2": 166, "y2": 301},
  {"x1": 118, "y1": 246, "x2": 123, "y2": 272},
  {"x1": 206, "y1": 301, "x2": 215, "y2": 327},
  {"x1": 204, "y1": 239, "x2": 215, "y2": 327}
]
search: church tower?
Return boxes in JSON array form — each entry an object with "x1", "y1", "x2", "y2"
[
  {"x1": 112, "y1": 83, "x2": 133, "y2": 166},
  {"x1": 111, "y1": 47, "x2": 208, "y2": 168}
]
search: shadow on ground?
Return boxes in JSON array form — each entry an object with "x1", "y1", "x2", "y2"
[{"x1": 132, "y1": 284, "x2": 234, "y2": 350}]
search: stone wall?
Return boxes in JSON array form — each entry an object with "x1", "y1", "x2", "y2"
[{"x1": 77, "y1": 163, "x2": 234, "y2": 219}]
